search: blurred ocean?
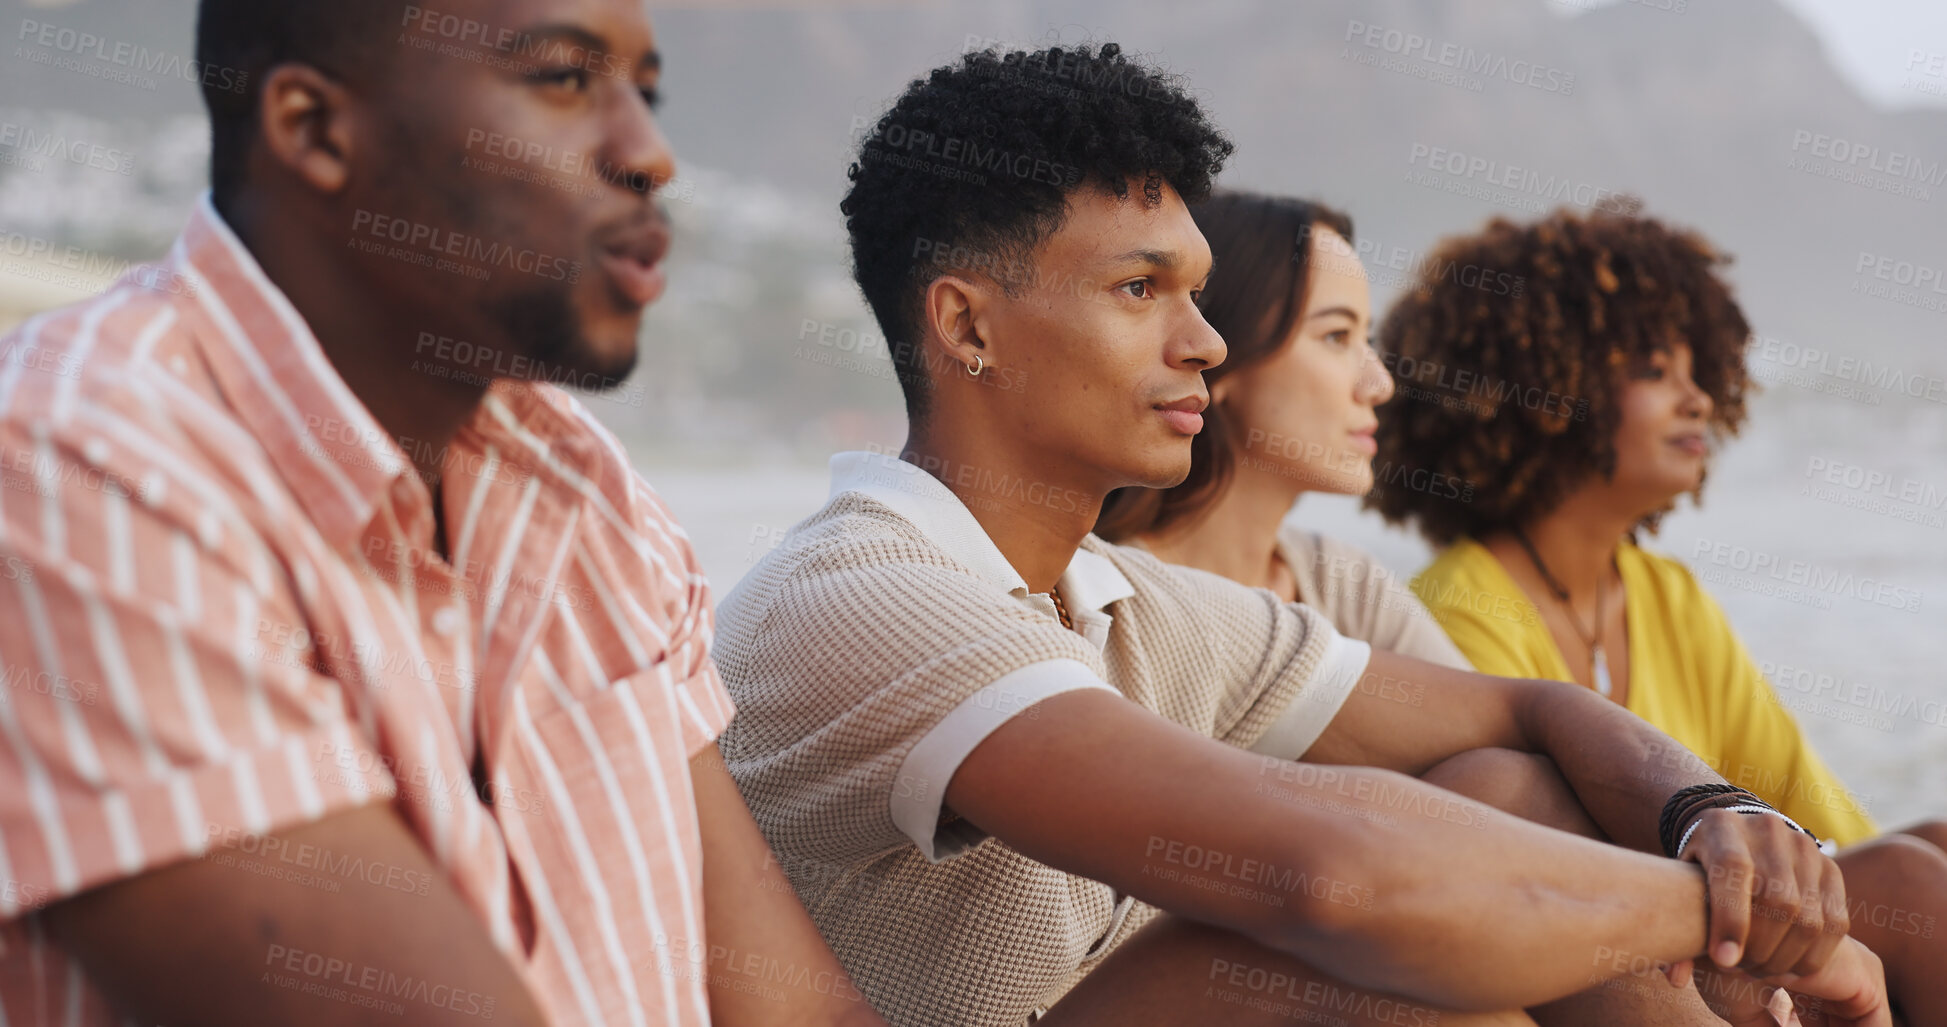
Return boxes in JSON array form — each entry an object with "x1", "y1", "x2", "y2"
[
  {"x1": 4, "y1": 0, "x2": 1940, "y2": 830},
  {"x1": 638, "y1": 382, "x2": 1947, "y2": 829}
]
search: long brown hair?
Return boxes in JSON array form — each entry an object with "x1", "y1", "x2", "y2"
[{"x1": 1096, "y1": 190, "x2": 1353, "y2": 542}]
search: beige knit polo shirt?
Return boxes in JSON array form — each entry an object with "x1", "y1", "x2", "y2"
[{"x1": 713, "y1": 451, "x2": 1370, "y2": 1027}]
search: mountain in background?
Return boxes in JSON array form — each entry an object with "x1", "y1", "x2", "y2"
[{"x1": 6, "y1": 0, "x2": 1945, "y2": 457}]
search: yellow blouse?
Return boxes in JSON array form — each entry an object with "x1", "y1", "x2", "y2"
[{"x1": 1411, "y1": 538, "x2": 1878, "y2": 848}]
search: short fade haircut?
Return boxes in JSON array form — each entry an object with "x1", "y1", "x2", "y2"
[
  {"x1": 841, "y1": 42, "x2": 1234, "y2": 421},
  {"x1": 195, "y1": 0, "x2": 402, "y2": 208}
]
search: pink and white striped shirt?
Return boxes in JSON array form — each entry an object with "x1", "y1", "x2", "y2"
[{"x1": 0, "y1": 195, "x2": 735, "y2": 1026}]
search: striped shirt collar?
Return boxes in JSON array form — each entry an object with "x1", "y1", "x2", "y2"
[
  {"x1": 168, "y1": 192, "x2": 597, "y2": 554},
  {"x1": 827, "y1": 449, "x2": 1135, "y2": 614}
]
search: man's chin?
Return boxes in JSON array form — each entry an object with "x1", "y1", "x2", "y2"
[{"x1": 1123, "y1": 448, "x2": 1195, "y2": 491}]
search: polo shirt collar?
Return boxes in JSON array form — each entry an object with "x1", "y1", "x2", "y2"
[{"x1": 827, "y1": 450, "x2": 1135, "y2": 615}]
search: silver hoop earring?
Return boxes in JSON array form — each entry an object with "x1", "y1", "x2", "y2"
[{"x1": 966, "y1": 354, "x2": 985, "y2": 378}]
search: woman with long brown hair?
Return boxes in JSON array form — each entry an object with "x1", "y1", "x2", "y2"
[{"x1": 1097, "y1": 190, "x2": 1468, "y2": 667}]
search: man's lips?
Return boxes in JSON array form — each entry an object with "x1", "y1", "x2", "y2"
[
  {"x1": 1156, "y1": 395, "x2": 1207, "y2": 435},
  {"x1": 1348, "y1": 424, "x2": 1378, "y2": 454},
  {"x1": 597, "y1": 219, "x2": 671, "y2": 309}
]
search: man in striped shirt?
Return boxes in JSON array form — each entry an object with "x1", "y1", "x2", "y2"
[{"x1": 0, "y1": 2, "x2": 882, "y2": 1025}]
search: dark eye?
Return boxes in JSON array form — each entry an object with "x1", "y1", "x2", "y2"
[
  {"x1": 1120, "y1": 279, "x2": 1152, "y2": 300},
  {"x1": 1324, "y1": 329, "x2": 1353, "y2": 347},
  {"x1": 639, "y1": 87, "x2": 662, "y2": 111},
  {"x1": 533, "y1": 67, "x2": 591, "y2": 94}
]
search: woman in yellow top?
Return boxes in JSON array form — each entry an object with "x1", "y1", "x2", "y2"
[{"x1": 1368, "y1": 205, "x2": 1945, "y2": 1024}]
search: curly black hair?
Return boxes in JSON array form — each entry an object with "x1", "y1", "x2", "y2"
[
  {"x1": 1365, "y1": 206, "x2": 1754, "y2": 546},
  {"x1": 841, "y1": 42, "x2": 1233, "y2": 421}
]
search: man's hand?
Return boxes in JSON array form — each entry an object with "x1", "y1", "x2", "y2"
[
  {"x1": 1768, "y1": 935, "x2": 1889, "y2": 1027},
  {"x1": 1682, "y1": 809, "x2": 1851, "y2": 978}
]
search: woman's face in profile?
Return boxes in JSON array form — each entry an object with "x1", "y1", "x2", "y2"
[
  {"x1": 1610, "y1": 342, "x2": 1714, "y2": 501},
  {"x1": 1216, "y1": 227, "x2": 1394, "y2": 496}
]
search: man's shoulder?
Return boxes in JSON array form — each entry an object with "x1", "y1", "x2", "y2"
[
  {"x1": 719, "y1": 491, "x2": 965, "y2": 617},
  {"x1": 3, "y1": 285, "x2": 205, "y2": 434},
  {"x1": 1, "y1": 287, "x2": 255, "y2": 512}
]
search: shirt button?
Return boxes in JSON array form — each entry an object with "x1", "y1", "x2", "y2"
[{"x1": 433, "y1": 605, "x2": 465, "y2": 637}]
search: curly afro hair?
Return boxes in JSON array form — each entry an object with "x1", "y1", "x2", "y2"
[
  {"x1": 1365, "y1": 206, "x2": 1754, "y2": 546},
  {"x1": 841, "y1": 42, "x2": 1233, "y2": 421}
]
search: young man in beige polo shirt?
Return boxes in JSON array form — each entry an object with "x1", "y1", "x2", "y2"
[{"x1": 713, "y1": 44, "x2": 1890, "y2": 1027}]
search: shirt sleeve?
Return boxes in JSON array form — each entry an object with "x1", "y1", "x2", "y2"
[
  {"x1": 892, "y1": 660, "x2": 1117, "y2": 861},
  {"x1": 1684, "y1": 580, "x2": 1879, "y2": 847},
  {"x1": 1160, "y1": 562, "x2": 1350, "y2": 752},
  {"x1": 0, "y1": 430, "x2": 396, "y2": 924},
  {"x1": 716, "y1": 532, "x2": 1106, "y2": 867}
]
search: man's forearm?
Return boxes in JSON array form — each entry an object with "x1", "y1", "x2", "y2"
[
  {"x1": 1510, "y1": 680, "x2": 1726, "y2": 853},
  {"x1": 952, "y1": 689, "x2": 1714, "y2": 1011},
  {"x1": 44, "y1": 803, "x2": 547, "y2": 1027},
  {"x1": 1254, "y1": 763, "x2": 1710, "y2": 1008}
]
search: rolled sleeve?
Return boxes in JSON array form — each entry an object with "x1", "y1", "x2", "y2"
[
  {"x1": 891, "y1": 659, "x2": 1118, "y2": 861},
  {"x1": 1247, "y1": 633, "x2": 1371, "y2": 761}
]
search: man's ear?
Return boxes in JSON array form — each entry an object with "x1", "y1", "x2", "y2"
[
  {"x1": 924, "y1": 273, "x2": 989, "y2": 374},
  {"x1": 256, "y1": 63, "x2": 362, "y2": 195}
]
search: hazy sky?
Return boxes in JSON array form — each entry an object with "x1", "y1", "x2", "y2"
[{"x1": 1572, "y1": 0, "x2": 1947, "y2": 108}]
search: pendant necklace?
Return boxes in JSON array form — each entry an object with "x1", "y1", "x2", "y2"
[{"x1": 1511, "y1": 528, "x2": 1612, "y2": 697}]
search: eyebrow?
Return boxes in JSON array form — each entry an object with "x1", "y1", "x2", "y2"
[
  {"x1": 1106, "y1": 248, "x2": 1180, "y2": 270},
  {"x1": 1306, "y1": 305, "x2": 1361, "y2": 321}
]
